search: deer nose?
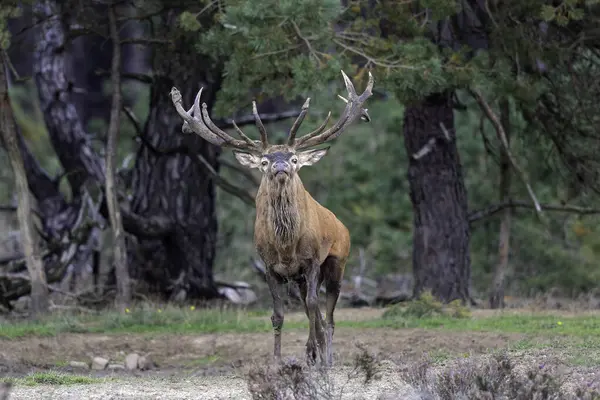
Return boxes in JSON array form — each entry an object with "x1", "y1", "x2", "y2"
[{"x1": 272, "y1": 162, "x2": 289, "y2": 173}]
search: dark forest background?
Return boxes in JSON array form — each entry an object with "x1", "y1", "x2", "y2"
[{"x1": 1, "y1": 0, "x2": 600, "y2": 315}]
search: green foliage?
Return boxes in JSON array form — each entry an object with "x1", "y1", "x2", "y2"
[
  {"x1": 382, "y1": 291, "x2": 471, "y2": 319},
  {"x1": 5, "y1": 0, "x2": 600, "y2": 302},
  {"x1": 0, "y1": 6, "x2": 22, "y2": 49}
]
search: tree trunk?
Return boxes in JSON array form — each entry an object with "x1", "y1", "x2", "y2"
[
  {"x1": 32, "y1": 0, "x2": 105, "y2": 291},
  {"x1": 402, "y1": 91, "x2": 471, "y2": 303},
  {"x1": 127, "y1": 10, "x2": 221, "y2": 300},
  {"x1": 489, "y1": 98, "x2": 512, "y2": 309},
  {"x1": 106, "y1": 4, "x2": 130, "y2": 307},
  {"x1": 31, "y1": 0, "x2": 168, "y2": 295},
  {"x1": 33, "y1": 0, "x2": 105, "y2": 195},
  {"x1": 0, "y1": 56, "x2": 49, "y2": 315}
]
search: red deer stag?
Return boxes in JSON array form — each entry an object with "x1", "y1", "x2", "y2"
[{"x1": 170, "y1": 70, "x2": 374, "y2": 367}]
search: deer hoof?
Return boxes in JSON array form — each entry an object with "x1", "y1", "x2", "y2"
[{"x1": 305, "y1": 340, "x2": 318, "y2": 366}]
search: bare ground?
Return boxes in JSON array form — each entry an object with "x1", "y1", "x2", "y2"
[{"x1": 1, "y1": 308, "x2": 599, "y2": 399}]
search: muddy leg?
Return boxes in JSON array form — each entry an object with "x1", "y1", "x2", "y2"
[
  {"x1": 298, "y1": 276, "x2": 326, "y2": 365},
  {"x1": 322, "y1": 257, "x2": 345, "y2": 367},
  {"x1": 305, "y1": 265, "x2": 326, "y2": 366},
  {"x1": 266, "y1": 268, "x2": 285, "y2": 361}
]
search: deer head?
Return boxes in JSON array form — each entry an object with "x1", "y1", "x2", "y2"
[{"x1": 169, "y1": 70, "x2": 374, "y2": 182}]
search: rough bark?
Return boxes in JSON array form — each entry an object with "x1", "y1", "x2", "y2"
[
  {"x1": 0, "y1": 127, "x2": 94, "y2": 304},
  {"x1": 33, "y1": 0, "x2": 106, "y2": 195},
  {"x1": 106, "y1": 4, "x2": 130, "y2": 306},
  {"x1": 402, "y1": 92, "x2": 471, "y2": 303},
  {"x1": 31, "y1": 0, "x2": 105, "y2": 291},
  {"x1": 0, "y1": 57, "x2": 49, "y2": 315},
  {"x1": 489, "y1": 99, "x2": 512, "y2": 309},
  {"x1": 31, "y1": 0, "x2": 171, "y2": 288},
  {"x1": 128, "y1": 9, "x2": 221, "y2": 300}
]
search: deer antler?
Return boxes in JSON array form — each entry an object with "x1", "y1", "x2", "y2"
[
  {"x1": 170, "y1": 87, "x2": 267, "y2": 153},
  {"x1": 290, "y1": 70, "x2": 374, "y2": 150}
]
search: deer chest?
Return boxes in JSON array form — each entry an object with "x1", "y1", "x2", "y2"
[{"x1": 256, "y1": 243, "x2": 307, "y2": 278}]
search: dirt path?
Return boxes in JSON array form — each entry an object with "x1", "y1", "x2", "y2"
[
  {"x1": 8, "y1": 366, "x2": 416, "y2": 400},
  {"x1": 2, "y1": 307, "x2": 600, "y2": 399},
  {"x1": 0, "y1": 327, "x2": 523, "y2": 373}
]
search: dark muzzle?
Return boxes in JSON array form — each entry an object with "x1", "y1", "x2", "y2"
[{"x1": 273, "y1": 162, "x2": 289, "y2": 174}]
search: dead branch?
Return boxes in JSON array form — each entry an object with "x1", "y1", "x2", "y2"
[
  {"x1": 412, "y1": 138, "x2": 437, "y2": 160},
  {"x1": 0, "y1": 272, "x2": 29, "y2": 280},
  {"x1": 1, "y1": 53, "x2": 49, "y2": 314},
  {"x1": 135, "y1": 134, "x2": 256, "y2": 205},
  {"x1": 122, "y1": 106, "x2": 142, "y2": 135},
  {"x1": 119, "y1": 37, "x2": 171, "y2": 45},
  {"x1": 0, "y1": 253, "x2": 25, "y2": 264},
  {"x1": 48, "y1": 302, "x2": 96, "y2": 314},
  {"x1": 194, "y1": 154, "x2": 256, "y2": 205},
  {"x1": 219, "y1": 109, "x2": 302, "y2": 130},
  {"x1": 468, "y1": 200, "x2": 600, "y2": 223},
  {"x1": 221, "y1": 159, "x2": 260, "y2": 186},
  {"x1": 471, "y1": 89, "x2": 543, "y2": 215},
  {"x1": 107, "y1": 3, "x2": 131, "y2": 306},
  {"x1": 94, "y1": 69, "x2": 153, "y2": 84},
  {"x1": 412, "y1": 123, "x2": 452, "y2": 160}
]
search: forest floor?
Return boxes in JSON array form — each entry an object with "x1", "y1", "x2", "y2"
[{"x1": 2, "y1": 306, "x2": 600, "y2": 399}]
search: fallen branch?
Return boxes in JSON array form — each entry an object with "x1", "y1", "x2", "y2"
[
  {"x1": 0, "y1": 253, "x2": 24, "y2": 264},
  {"x1": 468, "y1": 200, "x2": 600, "y2": 223},
  {"x1": 470, "y1": 89, "x2": 542, "y2": 215}
]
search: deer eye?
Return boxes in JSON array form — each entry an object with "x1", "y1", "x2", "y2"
[
  {"x1": 291, "y1": 158, "x2": 298, "y2": 164},
  {"x1": 261, "y1": 160, "x2": 268, "y2": 166}
]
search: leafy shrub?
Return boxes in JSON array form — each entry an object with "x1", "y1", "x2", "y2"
[
  {"x1": 382, "y1": 291, "x2": 471, "y2": 320},
  {"x1": 403, "y1": 352, "x2": 600, "y2": 400}
]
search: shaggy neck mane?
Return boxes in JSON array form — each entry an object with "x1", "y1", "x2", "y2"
[{"x1": 264, "y1": 177, "x2": 302, "y2": 245}]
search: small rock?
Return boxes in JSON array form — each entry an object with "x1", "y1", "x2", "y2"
[
  {"x1": 138, "y1": 355, "x2": 154, "y2": 371},
  {"x1": 108, "y1": 364, "x2": 125, "y2": 370},
  {"x1": 124, "y1": 353, "x2": 140, "y2": 370},
  {"x1": 68, "y1": 361, "x2": 89, "y2": 370},
  {"x1": 91, "y1": 357, "x2": 109, "y2": 370}
]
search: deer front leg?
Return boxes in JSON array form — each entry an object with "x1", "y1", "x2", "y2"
[
  {"x1": 266, "y1": 268, "x2": 285, "y2": 362},
  {"x1": 305, "y1": 264, "x2": 326, "y2": 366},
  {"x1": 297, "y1": 277, "x2": 326, "y2": 360}
]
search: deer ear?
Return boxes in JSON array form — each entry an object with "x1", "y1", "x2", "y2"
[
  {"x1": 297, "y1": 147, "x2": 330, "y2": 167},
  {"x1": 233, "y1": 151, "x2": 261, "y2": 169}
]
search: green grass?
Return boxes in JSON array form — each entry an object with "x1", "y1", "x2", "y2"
[
  {"x1": 2, "y1": 304, "x2": 600, "y2": 340},
  {"x1": 369, "y1": 313, "x2": 600, "y2": 337},
  {"x1": 3, "y1": 372, "x2": 105, "y2": 386},
  {"x1": 0, "y1": 305, "x2": 274, "y2": 339}
]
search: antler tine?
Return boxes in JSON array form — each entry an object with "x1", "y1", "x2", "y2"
[
  {"x1": 200, "y1": 102, "x2": 261, "y2": 151},
  {"x1": 252, "y1": 101, "x2": 269, "y2": 149},
  {"x1": 293, "y1": 70, "x2": 374, "y2": 151},
  {"x1": 287, "y1": 98, "x2": 311, "y2": 145},
  {"x1": 290, "y1": 111, "x2": 331, "y2": 144},
  {"x1": 338, "y1": 94, "x2": 371, "y2": 122},
  {"x1": 232, "y1": 120, "x2": 258, "y2": 146},
  {"x1": 170, "y1": 86, "x2": 262, "y2": 152}
]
